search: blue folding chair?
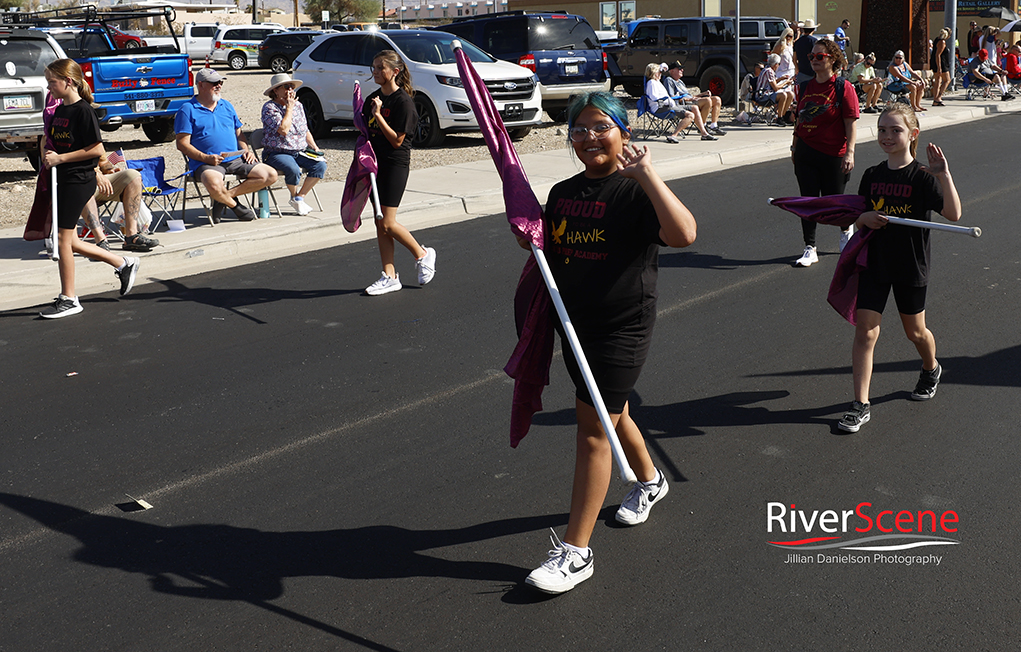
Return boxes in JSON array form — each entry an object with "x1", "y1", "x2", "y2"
[
  {"x1": 127, "y1": 157, "x2": 186, "y2": 233},
  {"x1": 635, "y1": 95, "x2": 687, "y2": 141}
]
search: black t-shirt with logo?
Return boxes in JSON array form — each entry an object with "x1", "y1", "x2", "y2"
[
  {"x1": 49, "y1": 99, "x2": 101, "y2": 184},
  {"x1": 363, "y1": 88, "x2": 417, "y2": 168},
  {"x1": 858, "y1": 160, "x2": 944, "y2": 286},
  {"x1": 544, "y1": 171, "x2": 665, "y2": 364}
]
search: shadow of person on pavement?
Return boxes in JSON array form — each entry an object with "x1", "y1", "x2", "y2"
[{"x1": 659, "y1": 250, "x2": 796, "y2": 270}]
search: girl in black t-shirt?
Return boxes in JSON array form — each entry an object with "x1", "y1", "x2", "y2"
[
  {"x1": 520, "y1": 92, "x2": 697, "y2": 594},
  {"x1": 37, "y1": 59, "x2": 139, "y2": 319},
  {"x1": 361, "y1": 50, "x2": 436, "y2": 296},
  {"x1": 837, "y1": 104, "x2": 962, "y2": 433}
]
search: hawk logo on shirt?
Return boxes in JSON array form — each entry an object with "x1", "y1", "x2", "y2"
[{"x1": 551, "y1": 218, "x2": 567, "y2": 245}]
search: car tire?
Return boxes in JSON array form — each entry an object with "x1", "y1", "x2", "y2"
[
  {"x1": 299, "y1": 90, "x2": 329, "y2": 139},
  {"x1": 142, "y1": 119, "x2": 176, "y2": 143},
  {"x1": 412, "y1": 95, "x2": 444, "y2": 148},
  {"x1": 270, "y1": 55, "x2": 290, "y2": 73},
  {"x1": 125, "y1": 40, "x2": 139, "y2": 49},
  {"x1": 228, "y1": 52, "x2": 247, "y2": 70},
  {"x1": 700, "y1": 65, "x2": 735, "y2": 104},
  {"x1": 622, "y1": 81, "x2": 643, "y2": 98},
  {"x1": 508, "y1": 126, "x2": 531, "y2": 140}
]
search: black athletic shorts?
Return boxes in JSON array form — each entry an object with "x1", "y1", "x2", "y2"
[
  {"x1": 561, "y1": 339, "x2": 644, "y2": 414},
  {"x1": 857, "y1": 270, "x2": 927, "y2": 315},
  {"x1": 57, "y1": 178, "x2": 97, "y2": 230},
  {"x1": 376, "y1": 164, "x2": 410, "y2": 208}
]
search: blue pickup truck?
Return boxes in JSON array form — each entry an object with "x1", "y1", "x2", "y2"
[{"x1": 10, "y1": 5, "x2": 194, "y2": 143}]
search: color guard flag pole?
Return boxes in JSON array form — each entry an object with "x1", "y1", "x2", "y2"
[
  {"x1": 50, "y1": 167, "x2": 59, "y2": 261},
  {"x1": 452, "y1": 39, "x2": 636, "y2": 483}
]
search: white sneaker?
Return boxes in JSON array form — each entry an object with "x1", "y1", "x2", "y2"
[
  {"x1": 416, "y1": 246, "x2": 436, "y2": 285},
  {"x1": 289, "y1": 196, "x2": 312, "y2": 216},
  {"x1": 524, "y1": 529, "x2": 593, "y2": 594},
  {"x1": 839, "y1": 225, "x2": 854, "y2": 252},
  {"x1": 365, "y1": 272, "x2": 402, "y2": 296},
  {"x1": 615, "y1": 470, "x2": 669, "y2": 526},
  {"x1": 795, "y1": 245, "x2": 818, "y2": 267}
]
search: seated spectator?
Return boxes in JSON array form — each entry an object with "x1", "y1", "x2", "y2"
[
  {"x1": 886, "y1": 50, "x2": 926, "y2": 112},
  {"x1": 174, "y1": 68, "x2": 277, "y2": 223},
  {"x1": 663, "y1": 60, "x2": 727, "y2": 135},
  {"x1": 755, "y1": 53, "x2": 795, "y2": 124},
  {"x1": 644, "y1": 63, "x2": 716, "y2": 142},
  {"x1": 1002, "y1": 43, "x2": 1021, "y2": 81},
  {"x1": 80, "y1": 151, "x2": 159, "y2": 252},
  {"x1": 849, "y1": 52, "x2": 883, "y2": 113},
  {"x1": 969, "y1": 49, "x2": 1013, "y2": 100},
  {"x1": 260, "y1": 73, "x2": 326, "y2": 216}
]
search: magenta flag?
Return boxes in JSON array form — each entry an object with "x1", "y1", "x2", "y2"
[
  {"x1": 454, "y1": 44, "x2": 551, "y2": 447},
  {"x1": 770, "y1": 194, "x2": 874, "y2": 325},
  {"x1": 24, "y1": 93, "x2": 62, "y2": 242},
  {"x1": 340, "y1": 82, "x2": 378, "y2": 233}
]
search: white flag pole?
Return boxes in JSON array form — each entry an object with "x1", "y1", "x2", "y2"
[
  {"x1": 531, "y1": 242, "x2": 637, "y2": 484},
  {"x1": 50, "y1": 167, "x2": 59, "y2": 261},
  {"x1": 884, "y1": 216, "x2": 981, "y2": 238}
]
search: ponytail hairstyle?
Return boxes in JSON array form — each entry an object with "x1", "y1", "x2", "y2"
[
  {"x1": 880, "y1": 102, "x2": 920, "y2": 158},
  {"x1": 46, "y1": 58, "x2": 93, "y2": 104},
  {"x1": 374, "y1": 49, "x2": 414, "y2": 97}
]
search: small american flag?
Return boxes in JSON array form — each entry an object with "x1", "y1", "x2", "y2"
[{"x1": 107, "y1": 149, "x2": 126, "y2": 166}]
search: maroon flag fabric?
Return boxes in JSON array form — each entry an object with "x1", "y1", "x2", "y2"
[
  {"x1": 454, "y1": 44, "x2": 550, "y2": 447},
  {"x1": 340, "y1": 82, "x2": 378, "y2": 233},
  {"x1": 770, "y1": 194, "x2": 872, "y2": 325},
  {"x1": 24, "y1": 93, "x2": 62, "y2": 242}
]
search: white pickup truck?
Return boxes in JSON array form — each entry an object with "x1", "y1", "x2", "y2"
[{"x1": 143, "y1": 22, "x2": 219, "y2": 60}]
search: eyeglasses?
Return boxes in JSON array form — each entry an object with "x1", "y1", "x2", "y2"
[
  {"x1": 807, "y1": 53, "x2": 832, "y2": 61},
  {"x1": 568, "y1": 123, "x2": 617, "y2": 142},
  {"x1": 203, "y1": 80, "x2": 224, "y2": 87},
  {"x1": 893, "y1": 56, "x2": 903, "y2": 60}
]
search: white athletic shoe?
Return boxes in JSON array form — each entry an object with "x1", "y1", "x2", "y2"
[
  {"x1": 615, "y1": 470, "x2": 669, "y2": 526},
  {"x1": 416, "y1": 246, "x2": 436, "y2": 285},
  {"x1": 365, "y1": 272, "x2": 402, "y2": 296},
  {"x1": 525, "y1": 529, "x2": 593, "y2": 594},
  {"x1": 795, "y1": 245, "x2": 819, "y2": 267},
  {"x1": 839, "y1": 225, "x2": 854, "y2": 252},
  {"x1": 289, "y1": 196, "x2": 313, "y2": 216}
]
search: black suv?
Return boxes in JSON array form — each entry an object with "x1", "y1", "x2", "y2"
[
  {"x1": 437, "y1": 11, "x2": 609, "y2": 115},
  {"x1": 258, "y1": 31, "x2": 320, "y2": 73}
]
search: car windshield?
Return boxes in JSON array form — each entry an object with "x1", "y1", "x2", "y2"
[
  {"x1": 0, "y1": 37, "x2": 60, "y2": 77},
  {"x1": 388, "y1": 31, "x2": 494, "y2": 65},
  {"x1": 529, "y1": 17, "x2": 600, "y2": 50}
]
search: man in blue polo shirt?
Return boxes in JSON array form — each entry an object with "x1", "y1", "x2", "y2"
[{"x1": 175, "y1": 68, "x2": 276, "y2": 222}]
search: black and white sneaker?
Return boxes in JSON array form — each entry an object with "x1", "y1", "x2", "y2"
[
  {"x1": 910, "y1": 363, "x2": 942, "y2": 401},
  {"x1": 39, "y1": 295, "x2": 82, "y2": 319},
  {"x1": 709, "y1": 125, "x2": 728, "y2": 135},
  {"x1": 838, "y1": 400, "x2": 871, "y2": 433},
  {"x1": 524, "y1": 529, "x2": 593, "y2": 594},
  {"x1": 122, "y1": 233, "x2": 159, "y2": 252},
  {"x1": 116, "y1": 257, "x2": 139, "y2": 296},
  {"x1": 615, "y1": 469, "x2": 669, "y2": 525}
]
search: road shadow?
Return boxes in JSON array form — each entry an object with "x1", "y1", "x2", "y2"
[
  {"x1": 749, "y1": 343, "x2": 1021, "y2": 389},
  {"x1": 129, "y1": 278, "x2": 362, "y2": 324},
  {"x1": 659, "y1": 250, "x2": 794, "y2": 270},
  {"x1": 0, "y1": 492, "x2": 567, "y2": 646}
]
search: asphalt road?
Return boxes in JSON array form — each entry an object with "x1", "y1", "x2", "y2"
[{"x1": 1, "y1": 115, "x2": 1019, "y2": 651}]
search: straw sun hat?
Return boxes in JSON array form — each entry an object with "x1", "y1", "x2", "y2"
[{"x1": 264, "y1": 73, "x2": 303, "y2": 97}]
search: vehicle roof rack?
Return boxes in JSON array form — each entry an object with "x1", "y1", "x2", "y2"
[{"x1": 450, "y1": 10, "x2": 571, "y2": 23}]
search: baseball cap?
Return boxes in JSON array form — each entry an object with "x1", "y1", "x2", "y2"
[
  {"x1": 668, "y1": 60, "x2": 682, "y2": 71},
  {"x1": 195, "y1": 68, "x2": 225, "y2": 84}
]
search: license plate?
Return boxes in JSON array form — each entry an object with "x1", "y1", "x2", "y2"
[
  {"x1": 565, "y1": 63, "x2": 579, "y2": 75},
  {"x1": 3, "y1": 95, "x2": 32, "y2": 111},
  {"x1": 502, "y1": 103, "x2": 523, "y2": 120},
  {"x1": 135, "y1": 99, "x2": 156, "y2": 112}
]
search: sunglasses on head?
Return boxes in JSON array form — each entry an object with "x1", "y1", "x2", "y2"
[{"x1": 808, "y1": 52, "x2": 832, "y2": 61}]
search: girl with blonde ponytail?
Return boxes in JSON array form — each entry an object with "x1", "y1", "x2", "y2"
[
  {"x1": 35, "y1": 59, "x2": 139, "y2": 319},
  {"x1": 361, "y1": 49, "x2": 436, "y2": 296}
]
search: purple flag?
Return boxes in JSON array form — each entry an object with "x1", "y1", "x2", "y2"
[
  {"x1": 340, "y1": 82, "x2": 378, "y2": 233},
  {"x1": 24, "y1": 93, "x2": 62, "y2": 242},
  {"x1": 454, "y1": 44, "x2": 550, "y2": 447},
  {"x1": 770, "y1": 194, "x2": 874, "y2": 325}
]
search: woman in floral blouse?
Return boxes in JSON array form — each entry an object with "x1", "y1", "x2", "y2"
[{"x1": 260, "y1": 73, "x2": 326, "y2": 215}]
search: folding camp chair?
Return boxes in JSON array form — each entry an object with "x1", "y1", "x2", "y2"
[
  {"x1": 178, "y1": 153, "x2": 244, "y2": 226},
  {"x1": 247, "y1": 128, "x2": 323, "y2": 217},
  {"x1": 126, "y1": 157, "x2": 185, "y2": 233},
  {"x1": 635, "y1": 95, "x2": 685, "y2": 141}
]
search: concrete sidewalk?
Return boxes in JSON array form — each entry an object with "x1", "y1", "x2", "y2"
[{"x1": 2, "y1": 94, "x2": 1016, "y2": 313}]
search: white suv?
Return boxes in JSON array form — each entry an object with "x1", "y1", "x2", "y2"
[
  {"x1": 210, "y1": 23, "x2": 286, "y2": 69},
  {"x1": 293, "y1": 30, "x2": 543, "y2": 147}
]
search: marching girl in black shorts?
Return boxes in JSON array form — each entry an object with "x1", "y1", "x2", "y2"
[
  {"x1": 520, "y1": 92, "x2": 697, "y2": 594},
  {"x1": 38, "y1": 59, "x2": 139, "y2": 319},
  {"x1": 361, "y1": 49, "x2": 436, "y2": 296},
  {"x1": 838, "y1": 103, "x2": 962, "y2": 432}
]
